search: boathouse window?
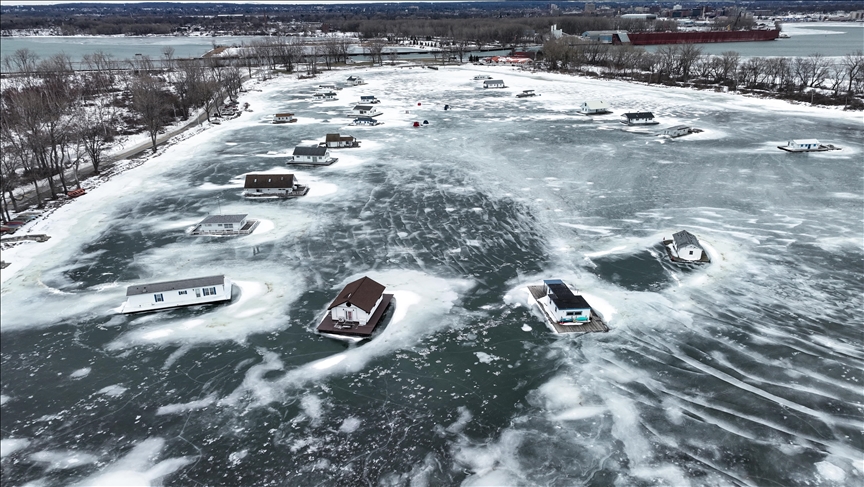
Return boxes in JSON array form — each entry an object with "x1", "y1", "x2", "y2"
[
  {"x1": 224, "y1": 224, "x2": 233, "y2": 229},
  {"x1": 203, "y1": 287, "x2": 218, "y2": 296},
  {"x1": 178, "y1": 290, "x2": 187, "y2": 295},
  {"x1": 689, "y1": 251, "x2": 694, "y2": 255},
  {"x1": 194, "y1": 289, "x2": 201, "y2": 297},
  {"x1": 154, "y1": 293, "x2": 164, "y2": 302}
]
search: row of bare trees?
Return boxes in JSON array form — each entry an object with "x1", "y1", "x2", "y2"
[
  {"x1": 541, "y1": 39, "x2": 864, "y2": 100},
  {"x1": 0, "y1": 48, "x2": 244, "y2": 220}
]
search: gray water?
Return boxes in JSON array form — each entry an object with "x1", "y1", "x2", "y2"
[{"x1": 0, "y1": 66, "x2": 862, "y2": 486}]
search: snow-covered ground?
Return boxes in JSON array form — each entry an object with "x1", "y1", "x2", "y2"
[{"x1": 1, "y1": 65, "x2": 862, "y2": 486}]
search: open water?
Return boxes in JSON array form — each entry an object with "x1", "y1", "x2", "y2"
[{"x1": 1, "y1": 66, "x2": 862, "y2": 486}]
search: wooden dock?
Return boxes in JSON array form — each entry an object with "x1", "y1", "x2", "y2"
[
  {"x1": 527, "y1": 285, "x2": 608, "y2": 334},
  {"x1": 317, "y1": 294, "x2": 394, "y2": 339}
]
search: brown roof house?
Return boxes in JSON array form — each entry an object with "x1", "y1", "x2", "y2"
[
  {"x1": 323, "y1": 133, "x2": 360, "y2": 148},
  {"x1": 317, "y1": 276, "x2": 394, "y2": 341},
  {"x1": 242, "y1": 173, "x2": 309, "y2": 198}
]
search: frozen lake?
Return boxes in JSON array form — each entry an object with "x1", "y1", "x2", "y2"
[{"x1": 1, "y1": 65, "x2": 862, "y2": 486}]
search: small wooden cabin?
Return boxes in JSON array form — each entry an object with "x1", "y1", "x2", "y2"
[
  {"x1": 580, "y1": 100, "x2": 611, "y2": 114},
  {"x1": 121, "y1": 275, "x2": 233, "y2": 314},
  {"x1": 314, "y1": 91, "x2": 338, "y2": 100},
  {"x1": 621, "y1": 112, "x2": 657, "y2": 125},
  {"x1": 664, "y1": 230, "x2": 709, "y2": 263},
  {"x1": 191, "y1": 214, "x2": 259, "y2": 236},
  {"x1": 360, "y1": 95, "x2": 380, "y2": 104},
  {"x1": 324, "y1": 133, "x2": 360, "y2": 148},
  {"x1": 352, "y1": 105, "x2": 380, "y2": 117},
  {"x1": 351, "y1": 116, "x2": 381, "y2": 126},
  {"x1": 483, "y1": 79, "x2": 506, "y2": 89},
  {"x1": 243, "y1": 173, "x2": 308, "y2": 198},
  {"x1": 273, "y1": 113, "x2": 296, "y2": 124},
  {"x1": 317, "y1": 276, "x2": 395, "y2": 339},
  {"x1": 289, "y1": 146, "x2": 337, "y2": 165}
]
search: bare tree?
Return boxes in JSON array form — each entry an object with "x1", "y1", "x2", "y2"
[
  {"x1": 161, "y1": 46, "x2": 176, "y2": 71},
  {"x1": 130, "y1": 75, "x2": 168, "y2": 152},
  {"x1": 840, "y1": 50, "x2": 864, "y2": 94}
]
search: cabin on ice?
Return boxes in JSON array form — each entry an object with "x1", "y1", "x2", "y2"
[
  {"x1": 527, "y1": 279, "x2": 608, "y2": 334},
  {"x1": 317, "y1": 276, "x2": 395, "y2": 340},
  {"x1": 580, "y1": 100, "x2": 611, "y2": 114},
  {"x1": 662, "y1": 125, "x2": 700, "y2": 137},
  {"x1": 352, "y1": 105, "x2": 381, "y2": 117},
  {"x1": 350, "y1": 77, "x2": 366, "y2": 86},
  {"x1": 483, "y1": 79, "x2": 506, "y2": 89},
  {"x1": 121, "y1": 275, "x2": 233, "y2": 314},
  {"x1": 318, "y1": 83, "x2": 339, "y2": 90},
  {"x1": 777, "y1": 139, "x2": 839, "y2": 152},
  {"x1": 273, "y1": 113, "x2": 296, "y2": 124},
  {"x1": 191, "y1": 214, "x2": 259, "y2": 236},
  {"x1": 351, "y1": 116, "x2": 382, "y2": 126},
  {"x1": 323, "y1": 133, "x2": 360, "y2": 148},
  {"x1": 360, "y1": 95, "x2": 380, "y2": 104},
  {"x1": 314, "y1": 91, "x2": 338, "y2": 100},
  {"x1": 289, "y1": 146, "x2": 337, "y2": 165},
  {"x1": 663, "y1": 230, "x2": 710, "y2": 263},
  {"x1": 621, "y1": 112, "x2": 658, "y2": 125},
  {"x1": 243, "y1": 173, "x2": 309, "y2": 198}
]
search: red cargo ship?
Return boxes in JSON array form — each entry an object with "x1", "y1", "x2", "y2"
[{"x1": 617, "y1": 29, "x2": 781, "y2": 45}]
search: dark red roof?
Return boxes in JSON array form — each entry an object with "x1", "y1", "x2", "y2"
[
  {"x1": 244, "y1": 174, "x2": 295, "y2": 189},
  {"x1": 327, "y1": 276, "x2": 385, "y2": 313}
]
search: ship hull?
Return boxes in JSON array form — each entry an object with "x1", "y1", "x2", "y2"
[{"x1": 623, "y1": 29, "x2": 780, "y2": 46}]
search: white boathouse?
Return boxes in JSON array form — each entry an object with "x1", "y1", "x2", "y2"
[
  {"x1": 668, "y1": 230, "x2": 706, "y2": 262},
  {"x1": 121, "y1": 275, "x2": 233, "y2": 314},
  {"x1": 352, "y1": 105, "x2": 381, "y2": 117},
  {"x1": 351, "y1": 116, "x2": 381, "y2": 126},
  {"x1": 663, "y1": 125, "x2": 694, "y2": 137},
  {"x1": 243, "y1": 173, "x2": 308, "y2": 197},
  {"x1": 581, "y1": 100, "x2": 611, "y2": 114},
  {"x1": 314, "y1": 91, "x2": 338, "y2": 100},
  {"x1": 289, "y1": 146, "x2": 337, "y2": 165},
  {"x1": 327, "y1": 276, "x2": 386, "y2": 326},
  {"x1": 191, "y1": 214, "x2": 259, "y2": 235},
  {"x1": 483, "y1": 79, "x2": 506, "y2": 89},
  {"x1": 537, "y1": 279, "x2": 593, "y2": 324},
  {"x1": 273, "y1": 113, "x2": 296, "y2": 124},
  {"x1": 360, "y1": 95, "x2": 380, "y2": 104},
  {"x1": 622, "y1": 112, "x2": 657, "y2": 125}
]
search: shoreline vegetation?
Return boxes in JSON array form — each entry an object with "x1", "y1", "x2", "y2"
[{"x1": 1, "y1": 7, "x2": 862, "y2": 224}]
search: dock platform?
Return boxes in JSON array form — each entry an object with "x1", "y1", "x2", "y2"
[
  {"x1": 527, "y1": 285, "x2": 608, "y2": 334},
  {"x1": 317, "y1": 294, "x2": 394, "y2": 339}
]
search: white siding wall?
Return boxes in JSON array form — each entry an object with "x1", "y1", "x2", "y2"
[
  {"x1": 330, "y1": 304, "x2": 371, "y2": 325},
  {"x1": 676, "y1": 244, "x2": 703, "y2": 261},
  {"x1": 124, "y1": 280, "x2": 231, "y2": 313}
]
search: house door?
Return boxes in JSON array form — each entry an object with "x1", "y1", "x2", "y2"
[{"x1": 346, "y1": 310, "x2": 353, "y2": 321}]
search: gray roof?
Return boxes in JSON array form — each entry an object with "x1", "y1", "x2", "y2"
[
  {"x1": 126, "y1": 275, "x2": 225, "y2": 296},
  {"x1": 360, "y1": 95, "x2": 376, "y2": 99},
  {"x1": 544, "y1": 280, "x2": 592, "y2": 310},
  {"x1": 200, "y1": 214, "x2": 247, "y2": 224},
  {"x1": 353, "y1": 105, "x2": 374, "y2": 110},
  {"x1": 293, "y1": 146, "x2": 328, "y2": 156},
  {"x1": 624, "y1": 112, "x2": 654, "y2": 119},
  {"x1": 673, "y1": 230, "x2": 702, "y2": 249},
  {"x1": 484, "y1": 79, "x2": 504, "y2": 84}
]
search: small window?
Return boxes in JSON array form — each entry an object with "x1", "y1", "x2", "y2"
[
  {"x1": 224, "y1": 224, "x2": 233, "y2": 229},
  {"x1": 178, "y1": 290, "x2": 187, "y2": 295},
  {"x1": 194, "y1": 288, "x2": 201, "y2": 297},
  {"x1": 203, "y1": 287, "x2": 217, "y2": 296},
  {"x1": 689, "y1": 251, "x2": 694, "y2": 255},
  {"x1": 154, "y1": 293, "x2": 164, "y2": 302}
]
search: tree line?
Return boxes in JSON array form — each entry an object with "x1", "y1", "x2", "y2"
[
  {"x1": 0, "y1": 47, "x2": 245, "y2": 220},
  {"x1": 540, "y1": 39, "x2": 864, "y2": 107}
]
